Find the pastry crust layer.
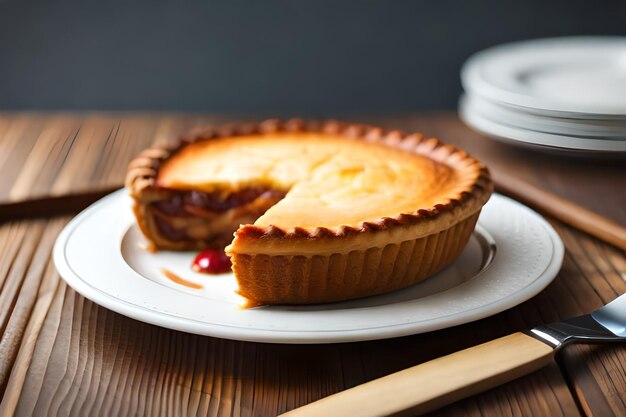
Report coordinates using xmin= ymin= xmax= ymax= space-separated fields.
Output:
xmin=231 ymin=212 xmax=480 ymax=304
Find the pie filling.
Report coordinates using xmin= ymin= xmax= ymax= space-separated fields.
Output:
xmin=149 ymin=186 xmax=286 ymax=246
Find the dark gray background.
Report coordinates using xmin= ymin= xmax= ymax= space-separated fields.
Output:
xmin=1 ymin=1 xmax=625 ymax=115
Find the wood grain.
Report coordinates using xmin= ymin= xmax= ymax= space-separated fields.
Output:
xmin=0 ymin=113 xmax=623 ymax=417
xmin=0 ymin=113 xmax=239 ymax=206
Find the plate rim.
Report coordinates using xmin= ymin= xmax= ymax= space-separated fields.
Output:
xmin=461 ymin=36 xmax=626 ymax=116
xmin=460 ymin=95 xmax=626 ymax=153
xmin=464 ymin=94 xmax=626 ymax=138
xmin=54 ymin=190 xmax=564 ymax=344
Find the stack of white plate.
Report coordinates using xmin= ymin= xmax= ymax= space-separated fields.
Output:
xmin=460 ymin=37 xmax=626 ymax=154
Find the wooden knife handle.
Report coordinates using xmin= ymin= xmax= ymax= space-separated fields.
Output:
xmin=281 ymin=332 xmax=555 ymax=417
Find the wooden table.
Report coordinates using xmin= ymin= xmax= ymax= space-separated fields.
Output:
xmin=0 ymin=113 xmax=624 ymax=417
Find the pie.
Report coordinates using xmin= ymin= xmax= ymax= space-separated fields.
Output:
xmin=126 ymin=119 xmax=493 ymax=304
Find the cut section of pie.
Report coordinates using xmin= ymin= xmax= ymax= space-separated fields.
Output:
xmin=126 ymin=119 xmax=493 ymax=304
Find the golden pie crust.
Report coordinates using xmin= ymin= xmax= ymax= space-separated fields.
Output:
xmin=126 ymin=119 xmax=493 ymax=304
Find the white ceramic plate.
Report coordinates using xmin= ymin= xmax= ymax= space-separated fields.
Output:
xmin=462 ymin=37 xmax=626 ymax=117
xmin=54 ymin=190 xmax=563 ymax=344
xmin=460 ymin=95 xmax=626 ymax=154
xmin=464 ymin=94 xmax=626 ymax=139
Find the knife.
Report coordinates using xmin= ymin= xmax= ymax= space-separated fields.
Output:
xmin=281 ymin=292 xmax=626 ymax=417
xmin=0 ymin=188 xmax=118 ymax=221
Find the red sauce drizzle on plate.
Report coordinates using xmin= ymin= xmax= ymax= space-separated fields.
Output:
xmin=192 ymin=249 xmax=232 ymax=274
xmin=161 ymin=268 xmax=204 ymax=289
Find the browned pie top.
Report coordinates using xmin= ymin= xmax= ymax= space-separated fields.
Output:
xmin=158 ymin=132 xmax=468 ymax=229
xmin=126 ymin=120 xmax=492 ymax=255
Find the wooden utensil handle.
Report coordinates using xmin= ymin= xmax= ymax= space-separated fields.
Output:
xmin=281 ymin=332 xmax=555 ymax=417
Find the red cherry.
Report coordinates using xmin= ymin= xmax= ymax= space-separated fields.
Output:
xmin=192 ymin=249 xmax=232 ymax=274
